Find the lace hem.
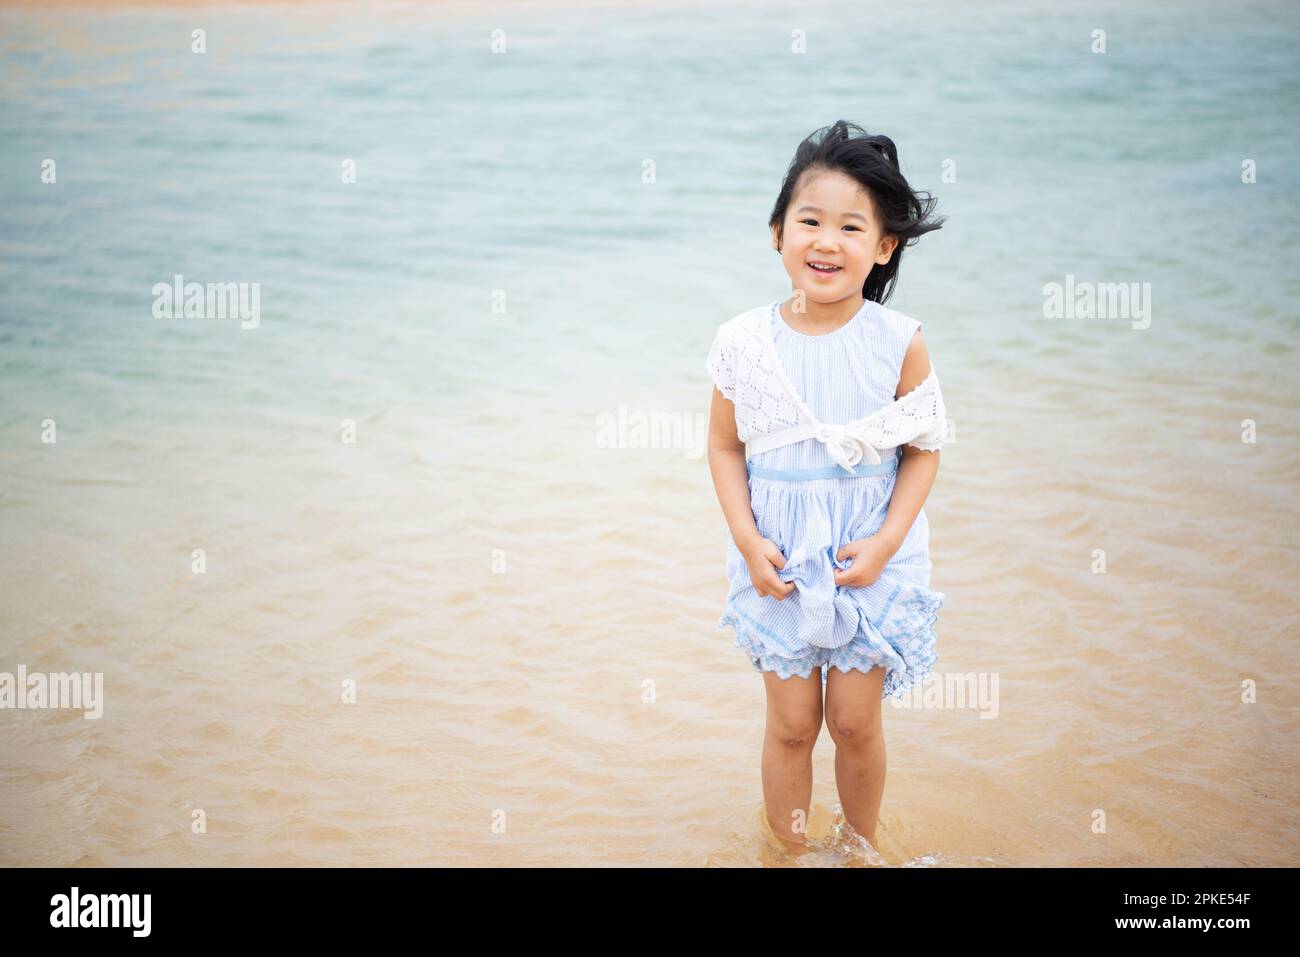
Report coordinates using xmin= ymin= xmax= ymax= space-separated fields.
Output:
xmin=705 ymin=327 xmax=737 ymax=403
xmin=719 ymin=584 xmax=944 ymax=700
xmin=842 ymin=368 xmax=948 ymax=453
xmin=827 ymin=587 xmax=944 ymax=699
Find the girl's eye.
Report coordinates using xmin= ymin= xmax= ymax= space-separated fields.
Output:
xmin=800 ymin=218 xmax=860 ymax=231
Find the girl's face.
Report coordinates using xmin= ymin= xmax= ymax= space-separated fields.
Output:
xmin=771 ymin=168 xmax=898 ymax=305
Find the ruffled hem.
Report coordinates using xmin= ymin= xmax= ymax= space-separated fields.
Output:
xmin=718 ymin=584 xmax=944 ymax=700
xmin=722 ymin=610 xmax=825 ymax=682
xmin=826 ymin=586 xmax=943 ymax=699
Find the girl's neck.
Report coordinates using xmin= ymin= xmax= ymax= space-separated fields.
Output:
xmin=782 ymin=294 xmax=867 ymax=334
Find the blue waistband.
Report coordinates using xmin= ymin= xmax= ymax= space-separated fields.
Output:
xmin=747 ymin=454 xmax=899 ymax=481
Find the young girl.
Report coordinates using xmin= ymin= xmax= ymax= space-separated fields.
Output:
xmin=705 ymin=120 xmax=948 ymax=854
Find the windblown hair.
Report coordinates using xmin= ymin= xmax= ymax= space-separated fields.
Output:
xmin=769 ymin=120 xmax=945 ymax=304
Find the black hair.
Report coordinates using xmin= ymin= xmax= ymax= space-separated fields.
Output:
xmin=769 ymin=120 xmax=945 ymax=304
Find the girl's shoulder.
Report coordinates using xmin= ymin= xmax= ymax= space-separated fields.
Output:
xmin=713 ymin=299 xmax=925 ymax=354
xmin=706 ymin=303 xmax=774 ymax=405
xmin=712 ymin=300 xmax=924 ymax=365
xmin=713 ymin=302 xmax=771 ymax=341
xmin=869 ymin=300 xmax=923 ymax=344
xmin=863 ymin=301 xmax=926 ymax=374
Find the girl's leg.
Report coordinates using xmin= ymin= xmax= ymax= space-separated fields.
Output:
xmin=760 ymin=668 xmax=824 ymax=847
xmin=824 ymin=665 xmax=887 ymax=846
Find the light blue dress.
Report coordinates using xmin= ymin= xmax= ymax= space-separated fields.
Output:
xmin=715 ymin=299 xmax=943 ymax=699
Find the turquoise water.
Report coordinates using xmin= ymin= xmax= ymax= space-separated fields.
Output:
xmin=1 ymin=0 xmax=1298 ymax=866
xmin=2 ymin=0 xmax=1296 ymax=430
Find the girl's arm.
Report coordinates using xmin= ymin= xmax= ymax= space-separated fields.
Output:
xmin=876 ymin=330 xmax=941 ymax=554
xmin=706 ymin=385 xmax=762 ymax=548
xmin=707 ymin=385 xmax=795 ymax=599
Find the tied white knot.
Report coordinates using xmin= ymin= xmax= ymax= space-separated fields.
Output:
xmin=812 ymin=422 xmax=882 ymax=473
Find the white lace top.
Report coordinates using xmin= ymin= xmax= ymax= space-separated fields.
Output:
xmin=706 ymin=299 xmax=947 ymax=473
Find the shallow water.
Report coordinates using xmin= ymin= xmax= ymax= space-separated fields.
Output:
xmin=1 ymin=0 xmax=1298 ymax=866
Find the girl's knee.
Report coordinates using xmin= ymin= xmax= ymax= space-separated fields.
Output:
xmin=825 ymin=708 xmax=882 ymax=746
xmin=767 ymin=710 xmax=822 ymax=749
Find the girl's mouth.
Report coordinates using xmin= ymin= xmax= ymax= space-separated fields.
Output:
xmin=807 ymin=262 xmax=841 ymax=276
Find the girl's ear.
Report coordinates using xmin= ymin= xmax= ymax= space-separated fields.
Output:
xmin=770 ymin=223 xmax=782 ymax=252
xmin=876 ymin=233 xmax=899 ymax=264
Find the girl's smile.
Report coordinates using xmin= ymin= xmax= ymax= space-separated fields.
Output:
xmin=771 ymin=167 xmax=898 ymax=317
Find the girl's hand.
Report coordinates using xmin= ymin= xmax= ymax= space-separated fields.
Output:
xmin=833 ymin=534 xmax=897 ymax=589
xmin=739 ymin=536 xmax=796 ymax=600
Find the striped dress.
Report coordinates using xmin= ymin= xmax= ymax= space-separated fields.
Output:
xmin=711 ymin=298 xmax=943 ymax=698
